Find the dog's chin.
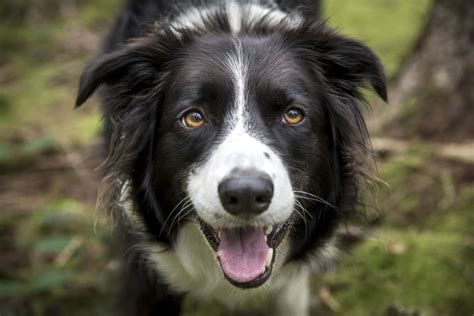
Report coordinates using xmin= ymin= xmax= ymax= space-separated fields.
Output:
xmin=198 ymin=218 xmax=290 ymax=289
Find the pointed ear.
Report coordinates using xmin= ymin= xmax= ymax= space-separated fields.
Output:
xmin=322 ymin=36 xmax=388 ymax=102
xmin=75 ymin=38 xmax=163 ymax=107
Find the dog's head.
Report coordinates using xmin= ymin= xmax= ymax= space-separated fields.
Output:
xmin=76 ymin=9 xmax=386 ymax=289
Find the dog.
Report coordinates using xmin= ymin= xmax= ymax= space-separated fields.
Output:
xmin=76 ymin=0 xmax=387 ymax=315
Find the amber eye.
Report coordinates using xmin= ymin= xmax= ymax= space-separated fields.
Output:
xmin=182 ymin=111 xmax=205 ymax=128
xmin=283 ymin=108 xmax=304 ymax=125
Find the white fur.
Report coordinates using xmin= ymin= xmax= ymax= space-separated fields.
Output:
xmin=169 ymin=1 xmax=302 ymax=35
xmin=226 ymin=40 xmax=247 ymax=129
xmin=270 ymin=265 xmax=311 ymax=316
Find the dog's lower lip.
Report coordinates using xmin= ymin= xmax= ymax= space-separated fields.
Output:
xmin=220 ymin=264 xmax=273 ymax=289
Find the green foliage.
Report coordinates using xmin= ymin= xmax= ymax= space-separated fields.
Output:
xmin=325 ymin=228 xmax=474 ymax=315
xmin=0 ymin=0 xmax=107 ymax=154
xmin=1 ymin=199 xmax=114 ymax=316
xmin=0 ymin=280 xmax=27 ymax=299
xmin=0 ymin=135 xmax=59 ymax=169
xmin=324 ymin=0 xmax=432 ymax=77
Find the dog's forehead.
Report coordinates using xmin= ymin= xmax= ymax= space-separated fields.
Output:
xmin=169 ymin=34 xmax=307 ymax=102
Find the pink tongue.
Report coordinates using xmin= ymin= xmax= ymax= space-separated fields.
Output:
xmin=217 ymin=228 xmax=269 ymax=283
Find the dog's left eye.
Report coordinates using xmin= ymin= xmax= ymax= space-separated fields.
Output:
xmin=181 ymin=111 xmax=205 ymax=128
xmin=283 ymin=108 xmax=305 ymax=125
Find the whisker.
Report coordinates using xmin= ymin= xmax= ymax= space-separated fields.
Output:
xmin=293 ymin=190 xmax=337 ymax=209
xmin=293 ymin=201 xmax=309 ymax=241
xmin=294 ymin=199 xmax=314 ymax=219
xmin=160 ymin=196 xmax=192 ymax=236
xmin=167 ymin=202 xmax=195 ymax=234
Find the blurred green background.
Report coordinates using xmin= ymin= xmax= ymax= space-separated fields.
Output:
xmin=1 ymin=0 xmax=473 ymax=315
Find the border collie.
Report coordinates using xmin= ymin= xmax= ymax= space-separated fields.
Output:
xmin=76 ymin=0 xmax=387 ymax=314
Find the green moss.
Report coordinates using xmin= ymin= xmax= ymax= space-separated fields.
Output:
xmin=0 ymin=59 xmax=99 ymax=150
xmin=324 ymin=0 xmax=432 ymax=77
xmin=0 ymin=62 xmax=68 ymax=124
xmin=5 ymin=199 xmax=115 ymax=315
xmin=0 ymin=0 xmax=110 ymax=155
xmin=325 ymin=229 xmax=474 ymax=315
xmin=428 ymin=186 xmax=474 ymax=235
xmin=380 ymin=145 xmax=431 ymax=178
xmin=327 ymin=145 xmax=474 ymax=316
xmin=0 ymin=134 xmax=60 ymax=169
xmin=375 ymin=145 xmax=434 ymax=222
xmin=67 ymin=110 xmax=101 ymax=145
xmin=372 ymin=143 xmax=474 ymax=232
xmin=0 ymin=24 xmax=58 ymax=61
xmin=77 ymin=0 xmax=119 ymax=28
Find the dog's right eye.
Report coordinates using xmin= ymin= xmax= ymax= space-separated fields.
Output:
xmin=282 ymin=108 xmax=305 ymax=125
xmin=181 ymin=111 xmax=205 ymax=128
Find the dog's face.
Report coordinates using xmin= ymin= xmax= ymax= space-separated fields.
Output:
xmin=76 ymin=19 xmax=386 ymax=289
xmin=155 ymin=35 xmax=327 ymax=287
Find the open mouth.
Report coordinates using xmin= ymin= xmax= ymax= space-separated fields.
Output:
xmin=198 ymin=218 xmax=289 ymax=288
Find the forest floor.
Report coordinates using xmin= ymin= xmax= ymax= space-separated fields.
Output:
xmin=1 ymin=1 xmax=472 ymax=315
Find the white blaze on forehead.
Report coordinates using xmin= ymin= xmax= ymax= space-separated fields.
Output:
xmin=226 ymin=2 xmax=242 ymax=34
xmin=168 ymin=2 xmax=302 ymax=36
xmin=225 ymin=40 xmax=249 ymax=133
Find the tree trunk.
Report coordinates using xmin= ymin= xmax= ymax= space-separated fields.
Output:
xmin=382 ymin=0 xmax=473 ymax=143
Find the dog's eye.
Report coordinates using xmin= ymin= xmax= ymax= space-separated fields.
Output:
xmin=181 ymin=111 xmax=205 ymax=128
xmin=283 ymin=108 xmax=304 ymax=125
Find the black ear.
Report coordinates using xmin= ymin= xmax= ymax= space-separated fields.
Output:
xmin=296 ymin=23 xmax=388 ymax=102
xmin=322 ymin=36 xmax=388 ymax=102
xmin=75 ymin=38 xmax=162 ymax=107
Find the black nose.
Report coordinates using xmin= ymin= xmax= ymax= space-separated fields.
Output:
xmin=218 ymin=170 xmax=274 ymax=217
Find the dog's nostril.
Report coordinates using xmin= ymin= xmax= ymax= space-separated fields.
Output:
xmin=255 ymin=195 xmax=266 ymax=204
xmin=218 ymin=170 xmax=274 ymax=217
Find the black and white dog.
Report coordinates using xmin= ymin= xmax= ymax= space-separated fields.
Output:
xmin=76 ymin=0 xmax=387 ymax=314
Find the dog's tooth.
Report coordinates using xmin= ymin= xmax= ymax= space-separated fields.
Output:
xmin=266 ymin=248 xmax=274 ymax=267
xmin=265 ymin=226 xmax=273 ymax=235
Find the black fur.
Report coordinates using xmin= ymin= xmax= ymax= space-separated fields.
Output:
xmin=76 ymin=1 xmax=386 ymax=314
